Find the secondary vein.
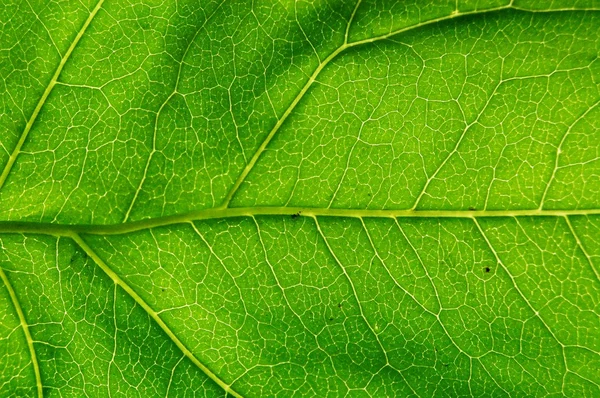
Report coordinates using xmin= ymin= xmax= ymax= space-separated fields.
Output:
xmin=70 ymin=233 xmax=245 ymax=398
xmin=0 ymin=0 xmax=106 ymax=192
xmin=219 ymin=5 xmax=597 ymax=208
xmin=218 ymin=45 xmax=346 ymax=208
xmin=0 ymin=266 xmax=43 ymax=398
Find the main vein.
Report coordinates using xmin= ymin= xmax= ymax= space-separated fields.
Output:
xmin=0 ymin=0 xmax=106 ymax=192
xmin=0 ymin=207 xmax=598 ymax=236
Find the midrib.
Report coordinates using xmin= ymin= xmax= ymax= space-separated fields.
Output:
xmin=0 ymin=207 xmax=597 ymax=236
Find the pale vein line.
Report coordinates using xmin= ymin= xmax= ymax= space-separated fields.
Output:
xmin=1 ymin=207 xmax=600 ymax=236
xmin=0 ymin=0 xmax=106 ymax=192
xmin=345 ymin=0 xmax=363 ymax=45
xmin=509 ymin=217 xmax=598 ymax=391
xmin=165 ymin=355 xmax=185 ymax=398
xmin=312 ymin=220 xmax=391 ymax=366
xmin=472 ymin=217 xmax=571 ymax=388
xmin=250 ymin=217 xmax=333 ymax=365
xmin=393 ymin=218 xmax=519 ymax=394
xmin=539 ymin=98 xmax=600 ymax=209
xmin=219 ymin=5 xmax=516 ymax=208
xmin=345 ymin=4 xmax=513 ymax=49
xmin=313 ymin=216 xmax=421 ymax=396
xmin=362 ymin=218 xmax=477 ymax=362
xmin=294 ymin=2 xmax=320 ymax=63
xmin=122 ymin=1 xmax=226 ymax=222
xmin=473 ymin=218 xmax=565 ymax=345
xmin=360 ymin=218 xmax=437 ymax=317
xmin=24 ymin=0 xmax=61 ymax=58
xmin=411 ymin=73 xmax=505 ymax=210
xmin=69 ymin=233 xmax=244 ymax=398
xmin=220 ymin=0 xmax=367 ymax=209
xmin=563 ymin=216 xmax=600 ymax=283
xmin=190 ymin=219 xmax=268 ymax=388
xmin=0 ymin=266 xmax=43 ymax=398
xmin=220 ymin=4 xmax=594 ymax=208
xmin=345 ymin=5 xmax=600 ymax=49
xmin=475 ymin=357 xmax=510 ymax=396
xmin=108 ymin=280 xmax=117 ymax=398
xmin=392 ymin=219 xmax=442 ymax=313
xmin=328 ymin=71 xmax=391 ymax=208
xmin=218 ymin=45 xmax=347 ymax=208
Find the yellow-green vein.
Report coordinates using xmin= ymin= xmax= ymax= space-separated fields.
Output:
xmin=0 ymin=208 xmax=599 ymax=236
xmin=0 ymin=0 xmax=106 ymax=191
xmin=564 ymin=216 xmax=600 ymax=282
xmin=0 ymin=266 xmax=43 ymax=398
xmin=219 ymin=5 xmax=597 ymax=208
xmin=69 ymin=233 xmax=244 ymax=398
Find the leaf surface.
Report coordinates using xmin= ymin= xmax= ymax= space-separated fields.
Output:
xmin=0 ymin=0 xmax=599 ymax=396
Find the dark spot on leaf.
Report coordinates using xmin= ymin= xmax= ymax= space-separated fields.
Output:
xmin=338 ymin=303 xmax=342 ymax=308
xmin=329 ymin=317 xmax=334 ymax=321
xmin=469 ymin=207 xmax=476 ymax=211
xmin=485 ymin=267 xmax=490 ymax=273
xmin=291 ymin=211 xmax=301 ymax=219
xmin=70 ymin=251 xmax=85 ymax=264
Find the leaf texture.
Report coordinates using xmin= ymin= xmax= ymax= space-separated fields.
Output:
xmin=0 ymin=0 xmax=599 ymax=396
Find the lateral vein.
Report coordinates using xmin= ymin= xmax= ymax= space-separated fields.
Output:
xmin=70 ymin=233 xmax=244 ymax=398
xmin=219 ymin=5 xmax=598 ymax=208
xmin=0 ymin=266 xmax=43 ymax=398
xmin=0 ymin=0 xmax=106 ymax=192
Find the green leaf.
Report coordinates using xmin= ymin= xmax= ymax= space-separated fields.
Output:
xmin=1 ymin=0 xmax=599 ymax=396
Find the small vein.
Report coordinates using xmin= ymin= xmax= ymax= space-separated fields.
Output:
xmin=219 ymin=45 xmax=347 ymax=208
xmin=250 ymin=217 xmax=333 ymax=367
xmin=473 ymin=218 xmax=565 ymax=345
xmin=122 ymin=1 xmax=226 ymax=222
xmin=563 ymin=216 xmax=600 ymax=283
xmin=392 ymin=219 xmax=443 ymax=312
xmin=345 ymin=0 xmax=363 ymax=45
xmin=345 ymin=4 xmax=513 ymax=48
xmin=0 ymin=265 xmax=43 ymax=398
xmin=219 ymin=5 xmax=597 ymax=209
xmin=0 ymin=0 xmax=106 ymax=192
xmin=360 ymin=218 xmax=437 ymax=317
xmin=363 ymin=218 xmax=474 ymax=358
xmin=412 ymin=71 xmax=505 ymax=210
xmin=312 ymin=217 xmax=404 ymax=380
xmin=69 ymin=233 xmax=244 ymax=398
xmin=472 ymin=217 xmax=570 ymax=388
xmin=539 ymin=98 xmax=600 ymax=209
xmin=188 ymin=221 xmax=252 ymax=331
